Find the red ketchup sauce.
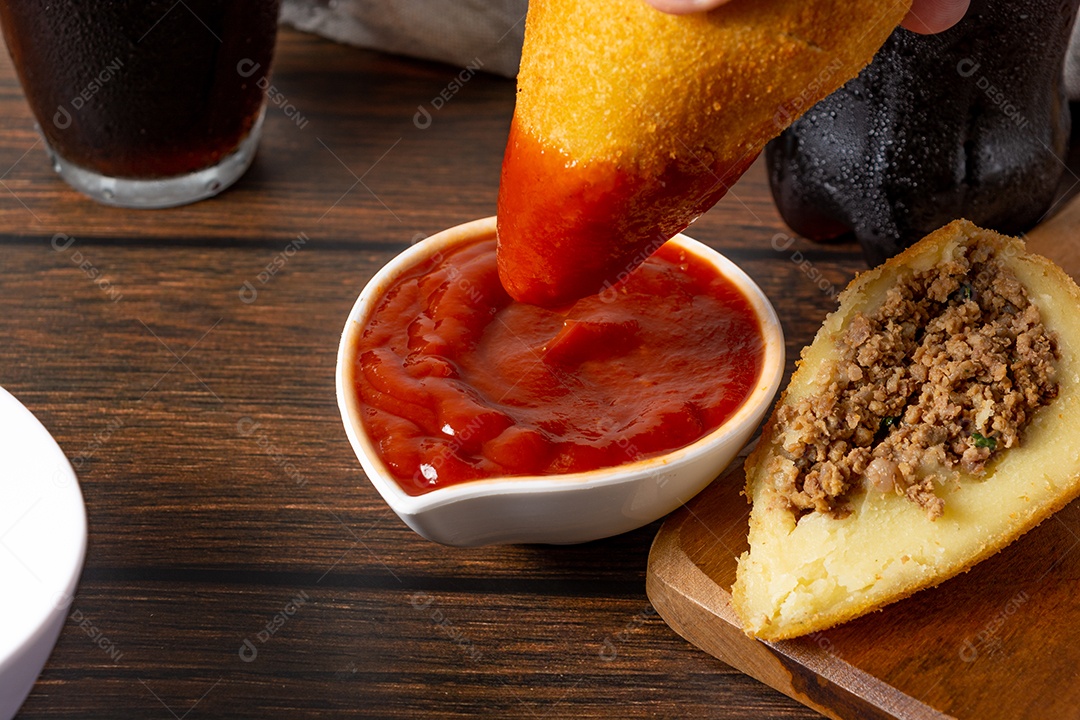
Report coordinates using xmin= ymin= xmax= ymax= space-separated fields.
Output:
xmin=497 ymin=119 xmax=759 ymax=307
xmin=353 ymin=236 xmax=765 ymax=495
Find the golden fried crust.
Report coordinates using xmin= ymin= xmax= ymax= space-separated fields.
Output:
xmin=516 ymin=0 xmax=912 ymax=172
xmin=734 ymin=220 xmax=1080 ymax=640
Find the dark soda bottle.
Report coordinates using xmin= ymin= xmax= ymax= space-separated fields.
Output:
xmin=766 ymin=0 xmax=1080 ymax=266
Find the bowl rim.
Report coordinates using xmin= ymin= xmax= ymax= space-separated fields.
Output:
xmin=0 ymin=385 xmax=87 ymax=690
xmin=335 ymin=216 xmax=784 ymax=515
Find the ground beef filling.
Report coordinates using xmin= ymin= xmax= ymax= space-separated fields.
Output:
xmin=773 ymin=243 xmax=1060 ymax=520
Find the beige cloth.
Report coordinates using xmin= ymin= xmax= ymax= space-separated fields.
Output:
xmin=281 ymin=0 xmax=528 ymax=78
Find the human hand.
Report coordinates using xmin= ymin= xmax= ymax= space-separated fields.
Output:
xmin=644 ymin=0 xmax=970 ymax=34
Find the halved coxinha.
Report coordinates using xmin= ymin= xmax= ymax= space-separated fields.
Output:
xmin=734 ymin=220 xmax=1080 ymax=640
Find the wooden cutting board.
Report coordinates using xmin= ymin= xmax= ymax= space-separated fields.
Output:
xmin=646 ymin=197 xmax=1080 ymax=720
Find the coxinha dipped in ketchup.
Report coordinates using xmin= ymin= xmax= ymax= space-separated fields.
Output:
xmin=496 ymin=0 xmax=912 ymax=308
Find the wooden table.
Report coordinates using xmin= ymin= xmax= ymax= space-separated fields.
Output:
xmin=2 ymin=26 xmax=1074 ymax=720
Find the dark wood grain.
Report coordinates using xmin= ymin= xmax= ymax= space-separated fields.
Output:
xmin=1 ymin=22 xmax=1059 ymax=720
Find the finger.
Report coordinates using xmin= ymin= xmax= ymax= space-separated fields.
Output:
xmin=901 ymin=0 xmax=970 ymax=34
xmin=643 ymin=0 xmax=730 ymax=15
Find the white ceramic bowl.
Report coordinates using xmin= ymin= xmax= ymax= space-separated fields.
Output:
xmin=336 ymin=217 xmax=784 ymax=546
xmin=0 ymin=387 xmax=87 ymax=719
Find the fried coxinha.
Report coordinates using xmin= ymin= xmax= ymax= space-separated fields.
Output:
xmin=496 ymin=0 xmax=911 ymax=307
